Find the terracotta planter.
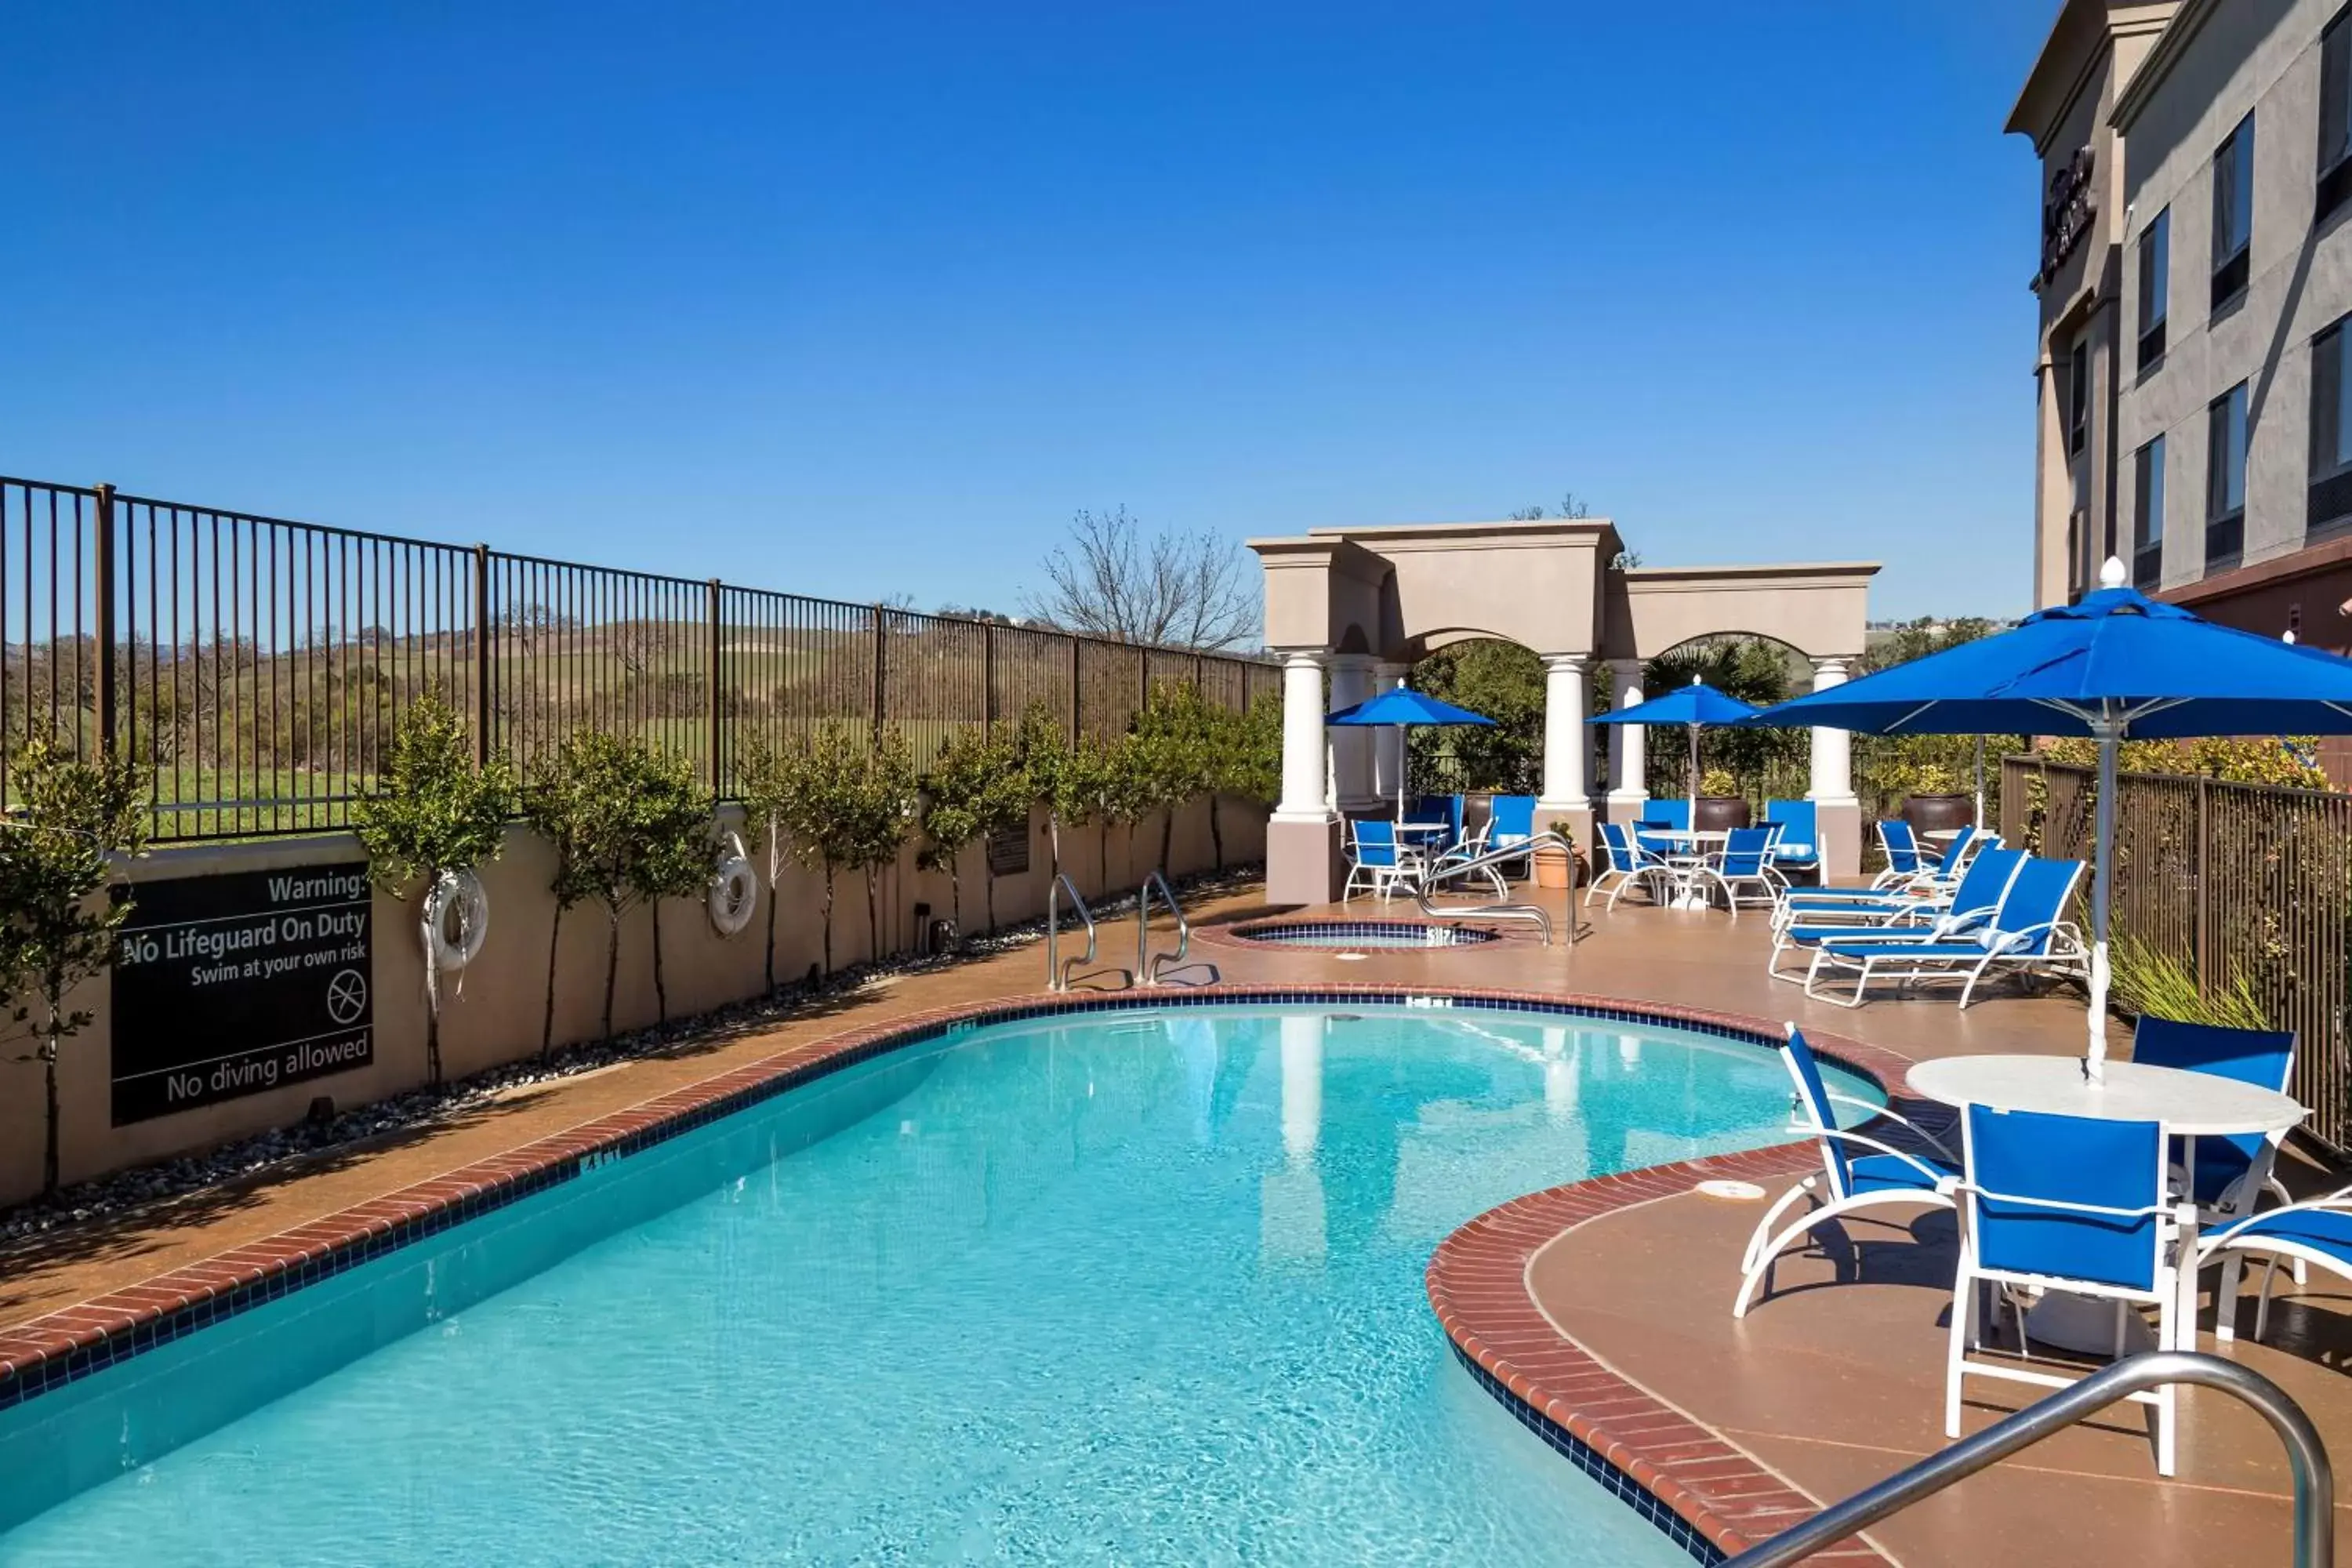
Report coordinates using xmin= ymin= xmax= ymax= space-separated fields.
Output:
xmin=1532 ymin=841 xmax=1573 ymax=890
xmin=1902 ymin=793 xmax=1973 ymax=834
xmin=1693 ymin=796 xmax=1751 ymax=832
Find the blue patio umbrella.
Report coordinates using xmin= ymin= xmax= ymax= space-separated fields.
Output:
xmin=1327 ymin=680 xmax=1494 ymax=820
xmin=1588 ymin=678 xmax=1765 ymax=834
xmin=1740 ymin=559 xmax=2352 ymax=1075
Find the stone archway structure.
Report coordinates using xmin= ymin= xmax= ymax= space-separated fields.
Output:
xmin=1250 ymin=520 xmax=1877 ymax=905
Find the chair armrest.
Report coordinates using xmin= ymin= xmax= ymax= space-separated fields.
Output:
xmin=1816 ymin=1127 xmax=1952 ymax=1186
xmin=1828 ymin=1091 xmax=1958 ymax=1160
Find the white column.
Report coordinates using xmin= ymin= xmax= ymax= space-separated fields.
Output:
xmin=1807 ymin=657 xmax=1857 ymax=804
xmin=1280 ymin=1012 xmax=1324 ymax=1162
xmin=1538 ymin=653 xmax=1591 ymax=811
xmin=1327 ymin=655 xmax=1378 ymax=810
xmin=1275 ymin=651 xmax=1333 ymax=822
xmin=1371 ymin=661 xmax=1410 ymax=808
xmin=1605 ymin=659 xmax=1648 ymax=811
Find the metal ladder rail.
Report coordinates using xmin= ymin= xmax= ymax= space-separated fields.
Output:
xmin=1722 ymin=1351 xmax=2332 ymax=1568
xmin=1135 ymin=870 xmax=1192 ymax=985
xmin=1045 ymin=874 xmax=1098 ymax=992
xmin=1408 ymin=828 xmax=1573 ymax=946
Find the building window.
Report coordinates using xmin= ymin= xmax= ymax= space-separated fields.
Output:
xmin=2312 ymin=317 xmax=2352 ymax=536
xmin=2137 ymin=209 xmax=2169 ymax=369
xmin=2206 ymin=382 xmax=2248 ymax=568
xmin=2067 ymin=338 xmax=2089 ymax=456
xmin=2133 ymin=436 xmax=2165 ymax=589
xmin=2323 ymin=6 xmax=2352 ymax=220
xmin=2212 ymin=112 xmax=2255 ymax=311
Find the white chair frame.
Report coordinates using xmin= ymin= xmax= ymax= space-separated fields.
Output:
xmin=1802 ymin=917 xmax=2087 ymax=1010
xmin=1947 ymin=1132 xmax=2194 ymax=1477
xmin=1341 ymin=822 xmax=1422 ymax=905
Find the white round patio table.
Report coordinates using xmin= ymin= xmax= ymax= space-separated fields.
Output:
xmin=1638 ymin=827 xmax=1726 ymax=909
xmin=1906 ymin=1053 xmax=2306 ymax=1353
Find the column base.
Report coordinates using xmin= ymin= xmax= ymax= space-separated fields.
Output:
xmin=1267 ymin=816 xmax=1344 ymax=906
xmin=1809 ymin=797 xmax=1863 ymax=883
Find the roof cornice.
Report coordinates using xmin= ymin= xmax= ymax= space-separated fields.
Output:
xmin=2111 ymin=0 xmax=2223 ymax=132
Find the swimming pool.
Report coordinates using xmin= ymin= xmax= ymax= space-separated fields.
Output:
xmin=0 ymin=999 xmax=1875 ymax=1565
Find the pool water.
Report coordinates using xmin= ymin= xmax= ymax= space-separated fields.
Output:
xmin=0 ymin=1004 xmax=1873 ymax=1566
xmin=1235 ymin=920 xmax=1498 ymax=949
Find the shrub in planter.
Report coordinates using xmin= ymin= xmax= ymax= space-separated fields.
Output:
xmin=353 ymin=691 xmax=514 ymax=1084
xmin=0 ymin=738 xmax=147 ymax=1195
xmin=1693 ymin=766 xmax=1751 ymax=831
xmin=1900 ymin=762 xmax=1972 ymax=834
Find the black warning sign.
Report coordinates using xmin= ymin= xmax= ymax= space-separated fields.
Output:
xmin=110 ymin=862 xmax=374 ymax=1125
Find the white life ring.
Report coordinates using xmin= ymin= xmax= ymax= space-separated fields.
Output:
xmin=423 ymin=869 xmax=489 ymax=973
xmin=709 ymin=833 xmax=757 ymax=938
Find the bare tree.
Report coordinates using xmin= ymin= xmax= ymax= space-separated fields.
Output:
xmin=1023 ymin=506 xmax=1258 ymax=651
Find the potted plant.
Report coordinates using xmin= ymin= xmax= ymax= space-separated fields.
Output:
xmin=1694 ymin=768 xmax=1751 ymax=831
xmin=1900 ymin=761 xmax=1973 ymax=834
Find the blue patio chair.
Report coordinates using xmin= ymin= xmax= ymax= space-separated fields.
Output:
xmin=1341 ymin=818 xmax=1420 ymax=904
xmin=1803 ymin=855 xmax=2085 ymax=1009
xmin=1950 ymin=1105 xmax=2191 ymax=1475
xmin=1762 ymin=800 xmax=1819 ymax=877
xmin=2131 ymin=1016 xmax=2299 ymax=1341
xmin=2198 ymin=1183 xmax=2352 ymax=1345
xmin=1693 ymin=826 xmax=1784 ymax=917
xmin=1486 ymin=793 xmax=1537 ymax=862
xmin=1733 ymin=1024 xmax=1958 ymax=1318
xmin=1766 ymin=847 xmax=2027 ymax=985
xmin=1870 ymin=819 xmax=1925 ymax=888
xmin=1587 ymin=822 xmax=1672 ymax=910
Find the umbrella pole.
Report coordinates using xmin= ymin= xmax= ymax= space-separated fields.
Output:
xmin=2086 ymin=718 xmax=2120 ymax=1082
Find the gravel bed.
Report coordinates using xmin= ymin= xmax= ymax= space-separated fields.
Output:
xmin=0 ymin=864 xmax=1263 ymax=1249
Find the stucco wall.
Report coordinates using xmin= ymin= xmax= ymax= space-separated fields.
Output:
xmin=0 ymin=796 xmax=1266 ymax=1207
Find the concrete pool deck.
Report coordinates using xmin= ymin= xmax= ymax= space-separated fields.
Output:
xmin=2 ymin=880 xmax=2347 ymax=1563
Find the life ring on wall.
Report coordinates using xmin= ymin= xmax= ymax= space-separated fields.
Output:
xmin=423 ymin=869 xmax=489 ymax=974
xmin=709 ymin=833 xmax=757 ymax=938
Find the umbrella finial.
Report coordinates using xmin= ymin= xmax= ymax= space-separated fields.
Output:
xmin=2099 ymin=555 xmax=2127 ymax=590
xmin=2285 ymin=630 xmax=2299 ymax=645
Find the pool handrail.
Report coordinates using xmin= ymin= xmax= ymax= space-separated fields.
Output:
xmin=1410 ymin=827 xmax=1571 ymax=946
xmin=1720 ymin=1350 xmax=2331 ymax=1568
xmin=1047 ymin=873 xmax=1098 ymax=991
xmin=1137 ymin=869 xmax=1191 ymax=985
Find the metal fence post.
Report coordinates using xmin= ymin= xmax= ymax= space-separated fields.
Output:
xmin=706 ymin=578 xmax=724 ymax=797
xmin=471 ymin=544 xmax=492 ymax=769
xmin=1068 ymin=634 xmax=1082 ymax=739
xmin=92 ymin=484 xmax=117 ymax=758
xmin=2195 ymin=771 xmax=2212 ymax=988
xmin=983 ymin=621 xmax=997 ymax=725
xmin=872 ymin=603 xmax=887 ymax=747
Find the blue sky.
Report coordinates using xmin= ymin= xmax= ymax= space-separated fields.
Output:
xmin=2 ymin=2 xmax=2056 ymax=626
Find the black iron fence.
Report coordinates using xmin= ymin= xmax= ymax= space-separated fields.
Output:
xmin=2 ymin=474 xmax=1279 ymax=840
xmin=2002 ymin=753 xmax=2352 ymax=1149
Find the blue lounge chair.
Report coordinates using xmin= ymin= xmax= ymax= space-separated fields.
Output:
xmin=1803 ymin=855 xmax=2085 ymax=1008
xmin=1871 ymin=819 xmax=1925 ymax=888
xmin=1733 ymin=1025 xmax=1958 ymax=1318
xmin=1766 ymin=847 xmax=2027 ymax=986
xmin=1762 ymin=800 xmax=1818 ymax=878
xmin=1949 ymin=1105 xmax=2191 ymax=1475
xmin=1341 ymin=818 xmax=1419 ymax=903
xmin=1693 ymin=826 xmax=1784 ymax=917
xmin=2131 ymin=1016 xmax=2298 ymax=1341
xmin=1486 ymin=793 xmax=1536 ymax=861
xmin=2199 ymin=1185 xmax=2352 ymax=1345
xmin=1587 ymin=822 xmax=1673 ymax=909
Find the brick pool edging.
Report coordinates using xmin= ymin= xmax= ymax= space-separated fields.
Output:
xmin=0 ymin=980 xmax=1913 ymax=1566
xmin=1192 ymin=914 xmax=1525 ymax=952
xmin=1425 ymin=1005 xmax=1926 ymax=1566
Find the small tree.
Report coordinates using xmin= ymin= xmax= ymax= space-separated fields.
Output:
xmin=1013 ymin=704 xmax=1080 ymax=890
xmin=768 ymin=723 xmax=866 ymax=975
xmin=973 ymin=720 xmax=1032 ymax=933
xmin=627 ymin=751 xmax=713 ymax=1025
xmin=0 ymin=739 xmax=147 ymax=1196
xmin=351 ymin=691 xmax=515 ymax=1085
xmin=918 ymin=725 xmax=1004 ymax=942
xmin=521 ymin=745 xmax=595 ymax=1055
xmin=1022 ymin=506 xmax=1258 ymax=651
xmin=849 ymin=727 xmax=920 ymax=960
xmin=538 ymin=731 xmax=702 ymax=1040
xmin=1207 ymin=696 xmax=1281 ymax=869
xmin=736 ymin=735 xmax=800 ymax=991
xmin=1131 ymin=682 xmax=1215 ymax=873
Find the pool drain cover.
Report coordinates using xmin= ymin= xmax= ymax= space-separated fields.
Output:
xmin=1694 ymin=1179 xmax=1767 ymax=1201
